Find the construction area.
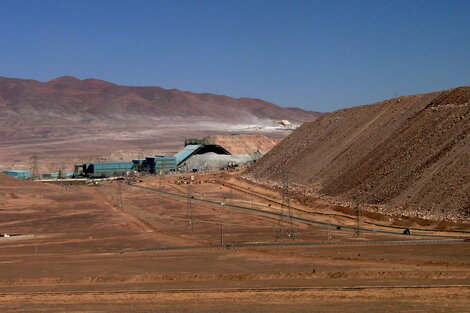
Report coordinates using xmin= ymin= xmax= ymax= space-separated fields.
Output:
xmin=0 ymin=169 xmax=469 ymax=312
xmin=2 ymin=134 xmax=275 ymax=181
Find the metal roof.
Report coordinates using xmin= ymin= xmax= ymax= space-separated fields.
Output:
xmin=175 ymin=144 xmax=202 ymax=164
xmin=2 ymin=170 xmax=29 ymax=173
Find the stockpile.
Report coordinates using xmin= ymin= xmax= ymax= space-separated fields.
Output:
xmin=203 ymin=135 xmax=279 ymax=154
xmin=182 ymin=152 xmax=262 ymax=171
xmin=245 ymin=86 xmax=470 ymax=222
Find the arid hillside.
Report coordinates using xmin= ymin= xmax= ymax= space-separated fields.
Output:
xmin=246 ymin=86 xmax=470 ymax=222
xmin=0 ymin=76 xmax=321 ymax=125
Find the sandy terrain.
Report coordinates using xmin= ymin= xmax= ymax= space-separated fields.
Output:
xmin=0 ymin=172 xmax=469 ymax=312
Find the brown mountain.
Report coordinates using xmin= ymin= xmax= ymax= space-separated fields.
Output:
xmin=0 ymin=75 xmax=321 ymax=172
xmin=0 ymin=76 xmax=321 ymax=124
xmin=245 ymin=86 xmax=470 ymax=222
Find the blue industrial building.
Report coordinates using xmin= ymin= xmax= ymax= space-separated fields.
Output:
xmin=132 ymin=156 xmax=177 ymax=173
xmin=41 ymin=172 xmax=74 ymax=179
xmin=71 ymin=143 xmax=232 ymax=178
xmin=42 ymin=172 xmax=59 ymax=178
xmin=2 ymin=170 xmax=30 ymax=179
xmin=146 ymin=156 xmax=177 ymax=173
xmin=75 ymin=162 xmax=135 ymax=178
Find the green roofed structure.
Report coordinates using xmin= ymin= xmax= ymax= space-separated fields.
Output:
xmin=2 ymin=170 xmax=30 ymax=179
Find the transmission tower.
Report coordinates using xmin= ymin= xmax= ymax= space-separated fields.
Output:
xmin=229 ymin=187 xmax=233 ymax=233
xmin=116 ymin=181 xmax=123 ymax=210
xmin=186 ymin=182 xmax=194 ymax=232
xmin=276 ymin=172 xmax=296 ymax=240
xmin=220 ymin=221 xmax=224 ymax=246
xmin=31 ymin=153 xmax=40 ymax=181
xmin=355 ymin=205 xmax=361 ymax=237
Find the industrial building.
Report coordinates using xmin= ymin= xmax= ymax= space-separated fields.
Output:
xmin=42 ymin=172 xmax=74 ymax=179
xmin=2 ymin=170 xmax=30 ymax=179
xmin=70 ymin=134 xmax=277 ymax=178
xmin=75 ymin=157 xmax=177 ymax=178
xmin=276 ymin=120 xmax=292 ymax=127
xmin=75 ymin=162 xmax=135 ymax=178
xmin=133 ymin=156 xmax=177 ymax=173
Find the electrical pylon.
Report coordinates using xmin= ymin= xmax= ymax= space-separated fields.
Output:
xmin=355 ymin=205 xmax=361 ymax=237
xmin=116 ymin=181 xmax=123 ymax=210
xmin=186 ymin=182 xmax=194 ymax=232
xmin=276 ymin=172 xmax=296 ymax=241
xmin=31 ymin=153 xmax=40 ymax=181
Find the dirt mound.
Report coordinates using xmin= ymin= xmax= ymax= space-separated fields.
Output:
xmin=246 ymin=86 xmax=470 ymax=222
xmin=204 ymin=134 xmax=279 ymax=154
xmin=0 ymin=174 xmax=36 ymax=187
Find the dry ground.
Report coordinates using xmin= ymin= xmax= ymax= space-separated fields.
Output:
xmin=0 ymin=173 xmax=469 ymax=312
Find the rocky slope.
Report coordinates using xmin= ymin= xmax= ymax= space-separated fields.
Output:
xmin=245 ymin=86 xmax=470 ymax=222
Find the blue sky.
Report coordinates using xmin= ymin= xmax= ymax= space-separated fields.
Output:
xmin=0 ymin=0 xmax=469 ymax=112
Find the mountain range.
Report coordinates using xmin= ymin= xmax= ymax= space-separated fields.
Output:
xmin=0 ymin=76 xmax=321 ymax=125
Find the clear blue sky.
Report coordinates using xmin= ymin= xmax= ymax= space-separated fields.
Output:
xmin=0 ymin=0 xmax=469 ymax=112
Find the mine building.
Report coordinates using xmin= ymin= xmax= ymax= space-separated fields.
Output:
xmin=2 ymin=170 xmax=30 ymax=179
xmin=71 ymin=134 xmax=277 ymax=177
xmin=42 ymin=172 xmax=74 ymax=179
xmin=75 ymin=162 xmax=135 ymax=178
xmin=133 ymin=156 xmax=177 ymax=173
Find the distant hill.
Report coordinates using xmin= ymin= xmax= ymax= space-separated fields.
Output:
xmin=246 ymin=86 xmax=470 ymax=222
xmin=0 ymin=76 xmax=321 ymax=125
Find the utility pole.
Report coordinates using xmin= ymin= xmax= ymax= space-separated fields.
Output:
xmin=328 ymin=215 xmax=331 ymax=241
xmin=161 ymin=173 xmax=165 ymax=215
xmin=187 ymin=182 xmax=194 ymax=233
xmin=229 ymin=187 xmax=233 ymax=233
xmin=324 ymin=206 xmax=330 ymax=241
xmin=158 ymin=172 xmax=162 ymax=204
xmin=220 ymin=221 xmax=224 ymax=246
xmin=116 ymin=181 xmax=123 ymax=210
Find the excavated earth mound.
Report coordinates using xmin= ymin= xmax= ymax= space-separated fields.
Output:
xmin=245 ymin=86 xmax=470 ymax=222
xmin=204 ymin=134 xmax=279 ymax=154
